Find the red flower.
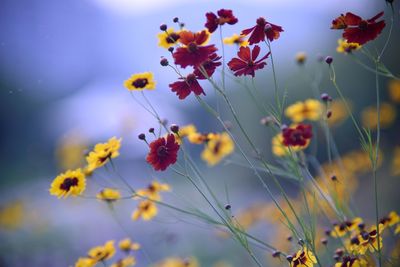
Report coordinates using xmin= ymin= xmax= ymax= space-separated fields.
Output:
xmin=205 ymin=9 xmax=238 ymax=33
xmin=331 ymin=12 xmax=385 ymax=45
xmin=169 ymin=73 xmax=205 ymax=100
xmin=173 ymin=30 xmax=217 ymax=68
xmin=282 ymin=124 xmax=313 ymax=147
xmin=227 ymin=45 xmax=270 ymax=77
xmin=146 ymin=134 xmax=180 ymax=171
xmin=241 ymin=17 xmax=283 ymax=45
xmin=194 ymin=53 xmax=222 ymax=79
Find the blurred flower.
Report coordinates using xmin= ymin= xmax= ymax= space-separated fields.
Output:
xmin=388 ymin=79 xmax=400 ymax=103
xmin=49 ymin=168 xmax=86 ymax=198
xmin=75 ymin=257 xmax=95 ymax=267
xmin=153 ymin=257 xmax=198 ymax=267
xmin=361 ymin=102 xmax=396 ymax=129
xmin=193 ymin=53 xmax=221 ymax=79
xmin=334 ymin=256 xmax=368 ymax=267
xmin=158 ymin=28 xmax=180 ymax=49
xmin=295 ymin=52 xmax=307 ymax=64
xmin=169 ymin=73 xmax=205 ymax=99
xmin=132 ymin=200 xmax=158 ymax=221
xmin=289 ymin=248 xmax=317 ymax=267
xmin=349 ymin=224 xmax=384 ymax=255
xmin=172 ymin=124 xmax=197 ymax=144
xmin=336 ymin=38 xmax=361 ymax=54
xmin=86 ymin=137 xmax=122 ymax=173
xmin=223 ymin=34 xmax=249 ymax=47
xmin=187 ymin=132 xmax=209 ymax=144
xmin=331 ymin=12 xmax=385 ymax=45
xmin=110 ymin=256 xmax=136 ymax=267
xmin=284 ymin=99 xmax=322 ymax=122
xmin=205 ymin=9 xmax=238 ymax=33
xmin=227 ymin=45 xmax=270 ymax=77
xmin=391 ymin=147 xmax=400 ymax=176
xmin=282 ymin=124 xmax=313 ymax=147
xmin=146 ymin=134 xmax=180 ymax=171
xmin=136 ymin=181 xmax=171 ymax=201
xmin=327 ymin=99 xmax=351 ymax=126
xmin=241 ymin=17 xmax=283 ymax=45
xmin=0 ymin=201 xmax=24 ymax=230
xmin=96 ymin=188 xmax=121 ymax=202
xmin=201 ymin=132 xmax=234 ymax=166
xmin=56 ymin=131 xmax=87 ymax=171
xmin=124 ymin=72 xmax=156 ymax=91
xmin=330 ymin=217 xmax=363 ymax=238
xmin=119 ymin=238 xmax=141 ymax=252
xmin=379 ymin=211 xmax=400 ymax=227
xmin=88 ymin=240 xmax=116 ymax=262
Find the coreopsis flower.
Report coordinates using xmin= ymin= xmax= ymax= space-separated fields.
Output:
xmin=328 ymin=99 xmax=351 ymax=126
xmin=284 ymin=99 xmax=323 ymax=122
xmin=223 ymin=33 xmax=249 ymax=47
xmin=146 ymin=134 xmax=180 ymax=171
xmin=88 ymin=240 xmax=116 ymax=262
xmin=331 ymin=12 xmax=385 ymax=45
xmin=124 ymin=72 xmax=156 ymax=91
xmin=351 ymin=224 xmax=384 ymax=255
xmin=272 ymin=133 xmax=309 ymax=157
xmin=56 ymin=131 xmax=87 ymax=171
xmin=187 ymin=132 xmax=209 ymax=144
xmin=336 ymin=38 xmax=361 ymax=54
xmin=173 ymin=30 xmax=217 ymax=68
xmin=295 ymin=52 xmax=307 ymax=65
xmin=241 ymin=17 xmax=283 ymax=45
xmin=50 ymin=169 xmax=86 ymax=198
xmin=205 ymin=9 xmax=238 ymax=33
xmin=193 ymin=53 xmax=222 ymax=79
xmin=227 ymin=45 xmax=270 ymax=77
xmin=388 ymin=79 xmax=400 ymax=103
xmin=110 ymin=256 xmax=136 ymax=267
xmin=391 ymin=147 xmax=400 ymax=176
xmin=289 ymin=248 xmax=317 ymax=267
xmin=172 ymin=124 xmax=197 ymax=144
xmin=0 ymin=201 xmax=24 ymax=230
xmin=169 ymin=73 xmax=205 ymax=99
xmin=154 ymin=257 xmax=199 ymax=267
xmin=157 ymin=28 xmax=180 ymax=49
xmin=334 ymin=256 xmax=368 ymax=267
xmin=282 ymin=124 xmax=313 ymax=147
xmin=86 ymin=137 xmax=122 ymax=173
xmin=361 ymin=102 xmax=396 ymax=129
xmin=132 ymin=200 xmax=158 ymax=221
xmin=330 ymin=217 xmax=363 ymax=238
xmin=75 ymin=257 xmax=95 ymax=267
xmin=201 ymin=132 xmax=234 ymax=166
xmin=119 ymin=238 xmax=140 ymax=252
xmin=380 ymin=211 xmax=400 ymax=227
xmin=136 ymin=181 xmax=171 ymax=201
xmin=96 ymin=188 xmax=121 ymax=202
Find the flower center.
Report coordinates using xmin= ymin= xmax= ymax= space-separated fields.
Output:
xmin=256 ymin=17 xmax=266 ymax=26
xmin=187 ymin=42 xmax=198 ymax=53
xmin=60 ymin=177 xmax=79 ymax=191
xmin=166 ymin=33 xmax=180 ymax=44
xmin=157 ymin=145 xmax=168 ymax=157
xmin=132 ymin=78 xmax=148 ymax=88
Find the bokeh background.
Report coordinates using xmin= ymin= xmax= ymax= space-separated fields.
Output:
xmin=1 ymin=0 xmax=399 ymax=266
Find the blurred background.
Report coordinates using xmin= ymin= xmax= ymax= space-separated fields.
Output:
xmin=1 ymin=0 xmax=399 ymax=266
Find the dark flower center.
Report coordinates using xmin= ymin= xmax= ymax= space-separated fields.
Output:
xmin=358 ymin=20 xmax=368 ymax=30
xmin=60 ymin=177 xmax=78 ymax=191
xmin=256 ymin=17 xmax=266 ymax=26
xmin=132 ymin=78 xmax=148 ymax=88
xmin=187 ymin=42 xmax=198 ymax=52
xmin=166 ymin=33 xmax=180 ymax=44
xmin=186 ymin=74 xmax=196 ymax=84
xmin=157 ymin=145 xmax=168 ymax=157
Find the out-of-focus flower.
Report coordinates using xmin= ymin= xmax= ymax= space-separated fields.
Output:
xmin=334 ymin=256 xmax=368 ymax=267
xmin=146 ymin=134 xmax=180 ymax=171
xmin=284 ymin=99 xmax=323 ymax=122
xmin=173 ymin=30 xmax=217 ymax=68
xmin=201 ymin=132 xmax=234 ymax=166
xmin=331 ymin=12 xmax=385 ymax=45
xmin=172 ymin=124 xmax=197 ymax=144
xmin=119 ymin=238 xmax=141 ymax=252
xmin=295 ymin=52 xmax=307 ymax=64
xmin=193 ymin=53 xmax=221 ymax=79
xmin=329 ymin=217 xmax=363 ymax=238
xmin=223 ymin=34 xmax=248 ymax=47
xmin=110 ymin=256 xmax=136 ymax=267
xmin=388 ymin=79 xmax=400 ymax=103
xmin=169 ymin=73 xmax=205 ymax=100
xmin=282 ymin=124 xmax=313 ymax=147
xmin=336 ymin=38 xmax=361 ymax=54
xmin=0 ymin=201 xmax=24 ymax=230
xmin=136 ymin=181 xmax=170 ymax=201
xmin=153 ymin=257 xmax=198 ymax=267
xmin=187 ymin=132 xmax=209 ymax=144
xmin=289 ymin=248 xmax=317 ymax=267
xmin=349 ymin=224 xmax=384 ymax=255
xmin=96 ymin=188 xmax=121 ymax=202
xmin=158 ymin=28 xmax=180 ymax=49
xmin=361 ymin=102 xmax=396 ymax=129
xmin=124 ymin=72 xmax=156 ymax=91
xmin=241 ymin=17 xmax=283 ymax=44
xmin=75 ymin=257 xmax=95 ymax=267
xmin=50 ymin=169 xmax=86 ymax=198
xmin=380 ymin=211 xmax=400 ymax=227
xmin=327 ymin=99 xmax=351 ymax=126
xmin=88 ymin=240 xmax=116 ymax=262
xmin=205 ymin=9 xmax=238 ymax=33
xmin=86 ymin=137 xmax=122 ymax=173
xmin=56 ymin=131 xmax=87 ymax=171
xmin=227 ymin=45 xmax=270 ymax=77
xmin=132 ymin=200 xmax=158 ymax=221
xmin=391 ymin=147 xmax=400 ymax=176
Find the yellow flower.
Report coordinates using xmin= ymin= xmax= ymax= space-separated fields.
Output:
xmin=167 ymin=124 xmax=197 ymax=144
xmin=330 ymin=217 xmax=363 ymax=238
xmin=153 ymin=257 xmax=198 ymax=267
xmin=395 ymin=224 xmax=400 ymax=235
xmin=352 ymin=224 xmax=384 ymax=255
xmin=124 ymin=72 xmax=156 ymax=91
xmin=0 ymin=201 xmax=24 ymax=230
xmin=86 ymin=137 xmax=122 ymax=173
xmin=49 ymin=169 xmax=86 ymax=198
xmin=328 ymin=99 xmax=351 ymax=126
xmin=136 ymin=181 xmax=170 ymax=201
xmin=361 ymin=102 xmax=396 ymax=129
xmin=56 ymin=131 xmax=87 ymax=171
xmin=295 ymin=52 xmax=307 ymax=64
xmin=380 ymin=211 xmax=400 ymax=227
xmin=336 ymin=38 xmax=361 ymax=54
xmin=110 ymin=256 xmax=136 ymax=267
xmin=201 ymin=132 xmax=234 ymax=166
xmin=391 ymin=147 xmax=400 ymax=176
xmin=223 ymin=33 xmax=248 ymax=47
xmin=88 ymin=240 xmax=116 ymax=262
xmin=157 ymin=28 xmax=180 ymax=49
xmin=285 ymin=99 xmax=323 ymax=122
xmin=187 ymin=132 xmax=208 ymax=144
xmin=97 ymin=188 xmax=121 ymax=202
xmin=334 ymin=256 xmax=368 ymax=267
xmin=75 ymin=257 xmax=96 ymax=267
xmin=119 ymin=238 xmax=140 ymax=252
xmin=388 ymin=79 xmax=400 ymax=103
xmin=271 ymin=133 xmax=309 ymax=157
xmin=132 ymin=200 xmax=157 ymax=221
xmin=290 ymin=248 xmax=317 ymax=267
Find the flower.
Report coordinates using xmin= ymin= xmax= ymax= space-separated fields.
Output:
xmin=96 ymin=188 xmax=121 ymax=202
xmin=205 ymin=9 xmax=238 ymax=33
xmin=330 ymin=217 xmax=363 ymax=238
xmin=289 ymin=248 xmax=317 ymax=267
xmin=88 ymin=240 xmax=116 ymax=262
xmin=334 ymin=256 xmax=368 ymax=267
xmin=193 ymin=53 xmax=222 ymax=79
xmin=201 ymin=132 xmax=234 ymax=166
xmin=173 ymin=30 xmax=217 ymax=68
xmin=227 ymin=45 xmax=270 ymax=77
xmin=331 ymin=12 xmax=385 ymax=45
xmin=241 ymin=17 xmax=283 ymax=45
xmin=391 ymin=147 xmax=400 ymax=176
xmin=282 ymin=124 xmax=313 ymax=147
xmin=124 ymin=72 xmax=156 ymax=91
xmin=154 ymin=257 xmax=199 ymax=267
xmin=223 ymin=34 xmax=249 ymax=47
xmin=336 ymin=38 xmax=361 ymax=54
xmin=136 ymin=181 xmax=170 ymax=201
xmin=172 ymin=124 xmax=197 ymax=144
xmin=75 ymin=257 xmax=95 ymax=267
xmin=169 ymin=73 xmax=205 ymax=99
xmin=328 ymin=99 xmax=351 ymax=126
xmin=388 ymin=79 xmax=400 ymax=103
xmin=146 ymin=134 xmax=180 ymax=171
xmin=361 ymin=102 xmax=396 ymax=129
xmin=56 ymin=131 xmax=87 ymax=171
xmin=86 ymin=137 xmax=122 ymax=173
xmin=272 ymin=133 xmax=309 ymax=157
xmin=295 ymin=52 xmax=307 ymax=64
xmin=119 ymin=238 xmax=140 ymax=252
xmin=284 ymin=99 xmax=323 ymax=122
xmin=0 ymin=201 xmax=24 ymax=230
xmin=110 ymin=256 xmax=136 ymax=267
xmin=50 ymin=169 xmax=86 ymax=198
xmin=380 ymin=211 xmax=400 ymax=227
xmin=132 ymin=200 xmax=158 ymax=221
xmin=187 ymin=132 xmax=209 ymax=144
xmin=157 ymin=28 xmax=180 ymax=49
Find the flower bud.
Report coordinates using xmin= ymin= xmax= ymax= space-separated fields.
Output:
xmin=138 ymin=133 xmax=146 ymax=140
xmin=160 ymin=57 xmax=169 ymax=66
xmin=325 ymin=56 xmax=333 ymax=65
xmin=160 ymin=24 xmax=167 ymax=31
